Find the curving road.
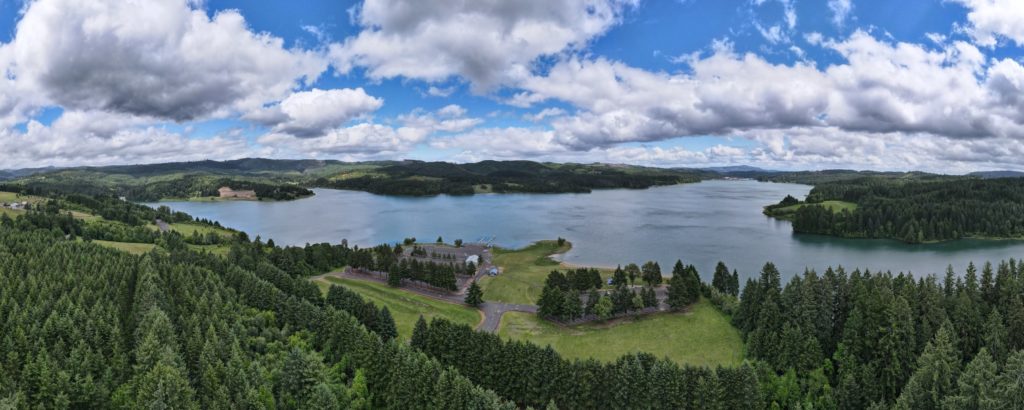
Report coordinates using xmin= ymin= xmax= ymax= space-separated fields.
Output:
xmin=310 ymin=268 xmax=536 ymax=333
xmin=311 ymin=268 xmax=675 ymax=333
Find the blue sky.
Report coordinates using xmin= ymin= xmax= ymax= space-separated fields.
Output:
xmin=1 ymin=0 xmax=1023 ymax=172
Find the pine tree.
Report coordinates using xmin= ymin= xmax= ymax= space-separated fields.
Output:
xmin=879 ymin=296 xmax=916 ymax=401
xmin=465 ymin=281 xmax=484 ymax=307
xmin=377 ymin=307 xmax=398 ymax=341
xmin=410 ymin=316 xmax=429 ymax=350
xmin=666 ymin=267 xmax=690 ymax=310
xmin=943 ymin=348 xmax=999 ymax=410
xmin=997 ymin=350 xmax=1024 ymax=406
xmin=712 ymin=261 xmax=730 ymax=294
xmin=641 ymin=261 xmax=662 ymax=286
xmin=895 ymin=322 xmax=961 ymax=409
xmin=982 ymin=310 xmax=1008 ymax=364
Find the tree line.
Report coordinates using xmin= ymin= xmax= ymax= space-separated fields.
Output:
xmin=734 ymin=260 xmax=1024 ymax=408
xmin=783 ymin=177 xmax=1024 ymax=242
xmin=412 ymin=316 xmax=761 ymax=409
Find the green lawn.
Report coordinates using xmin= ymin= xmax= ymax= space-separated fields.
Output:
xmin=312 ymin=276 xmax=481 ymax=340
xmin=477 ymin=240 xmax=573 ymax=305
xmin=480 ymin=240 xmax=613 ymax=305
xmin=93 ymin=240 xmax=157 ymax=255
xmin=499 ymin=298 xmax=744 ymax=367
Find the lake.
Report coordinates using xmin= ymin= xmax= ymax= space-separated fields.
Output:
xmin=151 ymin=180 xmax=1024 ymax=282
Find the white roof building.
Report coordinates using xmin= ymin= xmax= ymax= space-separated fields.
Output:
xmin=466 ymin=255 xmax=480 ymax=265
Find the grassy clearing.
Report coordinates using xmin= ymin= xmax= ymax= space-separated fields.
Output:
xmin=499 ymin=298 xmax=744 ymax=367
xmin=312 ymin=276 xmax=481 ymax=340
xmin=187 ymin=244 xmax=232 ymax=256
xmin=169 ymin=223 xmax=234 ymax=237
xmin=69 ymin=211 xmax=102 ymax=222
xmin=93 ymin=240 xmax=156 ymax=255
xmin=477 ymin=240 xmax=572 ymax=305
xmin=0 ymin=191 xmax=44 ymax=204
xmin=479 ymin=240 xmax=613 ymax=305
xmin=766 ymin=200 xmax=857 ymax=220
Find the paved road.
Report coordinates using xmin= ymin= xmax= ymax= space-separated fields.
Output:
xmin=310 ymin=268 xmax=537 ymax=332
xmin=154 ymin=219 xmax=170 ymax=233
xmin=311 ymin=268 xmax=677 ymax=333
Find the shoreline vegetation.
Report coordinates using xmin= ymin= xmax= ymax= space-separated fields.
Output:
xmin=764 ymin=176 xmax=1024 ymax=243
xmin=0 ymin=158 xmax=713 ymax=202
xmin=5 ymin=187 xmax=1024 ymax=408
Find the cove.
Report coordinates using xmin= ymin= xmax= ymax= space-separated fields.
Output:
xmin=150 ymin=179 xmax=1024 ymax=282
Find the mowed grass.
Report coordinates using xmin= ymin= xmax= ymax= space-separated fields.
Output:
xmin=477 ymin=240 xmax=572 ymax=305
xmin=312 ymin=276 xmax=481 ymax=340
xmin=499 ymin=298 xmax=744 ymax=367
xmin=93 ymin=240 xmax=156 ymax=255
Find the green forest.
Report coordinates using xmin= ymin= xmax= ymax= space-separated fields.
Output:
xmin=1 ymin=158 xmax=709 ymax=199
xmin=767 ymin=176 xmax=1024 ymax=243
xmin=4 ymin=190 xmax=1024 ymax=408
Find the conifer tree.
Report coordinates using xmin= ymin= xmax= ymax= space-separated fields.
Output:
xmin=895 ymin=323 xmax=961 ymax=409
xmin=465 ymin=281 xmax=484 ymax=307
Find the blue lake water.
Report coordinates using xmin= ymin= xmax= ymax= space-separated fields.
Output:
xmin=151 ymin=180 xmax=1024 ymax=282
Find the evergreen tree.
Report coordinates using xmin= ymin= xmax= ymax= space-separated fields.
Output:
xmin=640 ymin=261 xmax=662 ymax=286
xmin=465 ymin=281 xmax=484 ymax=307
xmin=712 ymin=261 xmax=730 ymax=294
xmin=624 ymin=263 xmax=640 ymax=286
xmin=895 ymin=323 xmax=961 ymax=410
xmin=997 ymin=350 xmax=1024 ymax=406
xmin=982 ymin=310 xmax=1008 ymax=364
xmin=666 ymin=263 xmax=691 ymax=310
xmin=943 ymin=348 xmax=999 ymax=410
xmin=611 ymin=265 xmax=627 ymax=286
xmin=377 ymin=307 xmax=398 ymax=341
xmin=879 ymin=296 xmax=916 ymax=401
xmin=411 ymin=316 xmax=429 ymax=350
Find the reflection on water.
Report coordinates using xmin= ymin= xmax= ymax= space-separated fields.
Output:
xmin=150 ymin=180 xmax=1024 ymax=282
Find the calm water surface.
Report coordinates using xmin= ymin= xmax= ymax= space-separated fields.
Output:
xmin=151 ymin=180 xmax=1024 ymax=282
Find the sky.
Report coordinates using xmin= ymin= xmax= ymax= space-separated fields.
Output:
xmin=1 ymin=0 xmax=1024 ymax=172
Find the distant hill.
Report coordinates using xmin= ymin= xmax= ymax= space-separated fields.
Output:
xmin=969 ymin=170 xmax=1024 ymax=179
xmin=0 ymin=166 xmax=61 ymax=181
xmin=2 ymin=158 xmax=711 ymax=198
xmin=753 ymin=169 xmax=940 ymax=185
xmin=695 ymin=165 xmax=777 ymax=174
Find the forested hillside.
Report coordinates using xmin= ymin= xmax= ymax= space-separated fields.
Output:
xmin=0 ymin=203 xmax=514 ymax=408
xmin=767 ymin=177 xmax=1024 ymax=242
xmin=317 ymin=160 xmax=706 ymax=196
xmin=5 ymin=190 xmax=1024 ymax=408
xmin=5 ymin=158 xmax=708 ymax=199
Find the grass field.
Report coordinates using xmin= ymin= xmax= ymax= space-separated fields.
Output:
xmin=477 ymin=240 xmax=576 ymax=305
xmin=312 ymin=276 xmax=481 ymax=339
xmin=169 ymin=223 xmax=234 ymax=237
xmin=766 ymin=200 xmax=857 ymax=220
xmin=499 ymin=298 xmax=744 ymax=367
xmin=187 ymin=244 xmax=232 ymax=256
xmin=0 ymin=191 xmax=43 ymax=204
xmin=93 ymin=240 xmax=156 ymax=255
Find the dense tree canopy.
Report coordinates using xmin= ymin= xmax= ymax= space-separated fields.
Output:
xmin=773 ymin=177 xmax=1024 ymax=243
